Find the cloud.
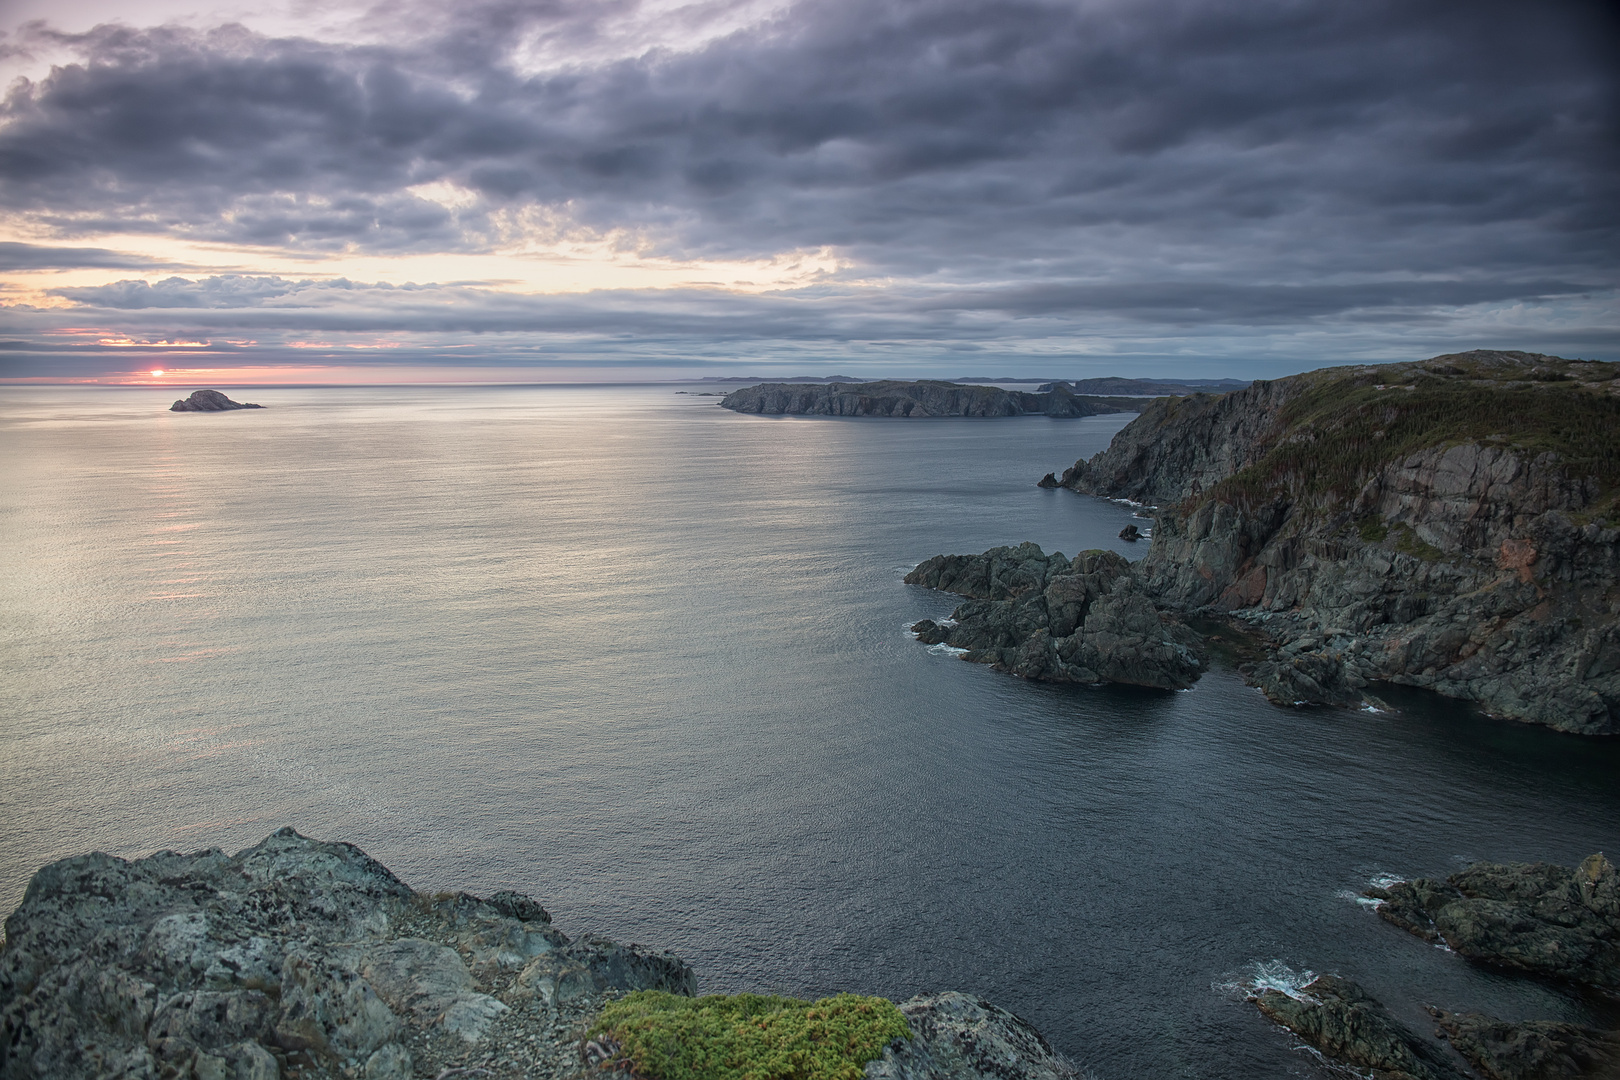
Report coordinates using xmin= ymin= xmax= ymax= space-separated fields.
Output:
xmin=0 ymin=241 xmax=188 ymax=270
xmin=0 ymin=0 xmax=1616 ymax=374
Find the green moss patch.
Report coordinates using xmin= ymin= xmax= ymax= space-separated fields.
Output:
xmin=587 ymin=990 xmax=911 ymax=1080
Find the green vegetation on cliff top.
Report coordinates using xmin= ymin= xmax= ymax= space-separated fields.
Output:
xmin=1200 ymin=352 xmax=1620 ymax=523
xmin=588 ymin=990 xmax=911 ymax=1080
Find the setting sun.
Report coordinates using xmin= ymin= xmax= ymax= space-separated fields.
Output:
xmin=150 ymin=369 xmax=164 ymax=377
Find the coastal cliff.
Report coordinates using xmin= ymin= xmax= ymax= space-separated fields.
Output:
xmin=0 ymin=831 xmax=1082 ymax=1080
xmin=721 ymin=380 xmax=1143 ymax=418
xmin=1053 ymin=350 xmax=1620 ymax=734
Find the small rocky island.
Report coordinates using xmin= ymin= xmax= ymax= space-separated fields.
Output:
xmin=1248 ymin=853 xmax=1620 ymax=1080
xmin=720 ymin=380 xmax=1145 ymax=418
xmin=0 ymin=830 xmax=1082 ymax=1080
xmin=906 ymin=544 xmax=1206 ymax=689
xmin=170 ymin=390 xmax=264 ymax=412
xmin=914 ymin=350 xmax=1620 ymax=733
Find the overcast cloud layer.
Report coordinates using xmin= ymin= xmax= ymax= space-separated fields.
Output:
xmin=1 ymin=0 xmax=1616 ymax=379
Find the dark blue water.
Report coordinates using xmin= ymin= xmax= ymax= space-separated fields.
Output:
xmin=2 ymin=384 xmax=1616 ymax=1079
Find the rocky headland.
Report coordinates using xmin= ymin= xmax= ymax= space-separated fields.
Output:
xmin=906 ymin=544 xmax=1206 ymax=690
xmin=1041 ymin=350 xmax=1620 ymax=734
xmin=720 ymin=380 xmax=1144 ymax=418
xmin=170 ymin=390 xmax=263 ymax=412
xmin=1248 ymin=854 xmax=1620 ymax=1080
xmin=0 ymin=830 xmax=1083 ymax=1080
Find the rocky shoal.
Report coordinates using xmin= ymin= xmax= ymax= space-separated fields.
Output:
xmin=0 ymin=830 xmax=1083 ymax=1080
xmin=1248 ymin=854 xmax=1620 ymax=1080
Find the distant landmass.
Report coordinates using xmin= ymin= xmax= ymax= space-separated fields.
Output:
xmin=720 ymin=379 xmax=1148 ymax=417
xmin=691 ymin=375 xmax=1251 ymax=393
xmin=1034 ymin=377 xmax=1251 ymax=395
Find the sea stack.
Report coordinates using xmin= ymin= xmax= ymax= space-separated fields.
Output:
xmin=170 ymin=389 xmax=264 ymax=411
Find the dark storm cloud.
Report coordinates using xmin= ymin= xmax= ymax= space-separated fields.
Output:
xmin=3 ymin=0 xmax=1616 ymax=273
xmin=33 ymin=273 xmax=1620 ymax=349
xmin=2 ymin=0 xmax=1617 ymax=370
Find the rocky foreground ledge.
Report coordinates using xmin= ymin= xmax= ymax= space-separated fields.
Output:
xmin=0 ymin=830 xmax=1082 ymax=1080
xmin=1248 ymin=855 xmax=1620 ymax=1080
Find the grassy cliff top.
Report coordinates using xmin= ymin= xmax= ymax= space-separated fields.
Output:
xmin=1203 ymin=350 xmax=1620 ymax=522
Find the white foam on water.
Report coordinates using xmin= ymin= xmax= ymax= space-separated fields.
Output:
xmin=1215 ymin=960 xmax=1318 ymax=1002
xmin=1368 ymin=873 xmax=1407 ymax=890
xmin=928 ymin=643 xmax=969 ymax=657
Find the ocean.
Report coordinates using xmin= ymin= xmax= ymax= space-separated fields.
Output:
xmin=2 ymin=383 xmax=1616 ymax=1078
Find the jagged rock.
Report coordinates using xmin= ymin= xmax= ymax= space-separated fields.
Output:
xmin=1037 ymin=472 xmax=1059 ymax=488
xmin=508 ymin=935 xmax=696 ymax=1009
xmin=1118 ymin=524 xmax=1140 ymax=541
xmin=1246 ymin=649 xmax=1364 ymax=707
xmin=1048 ymin=350 xmax=1620 ymax=733
xmin=1364 ymin=854 xmax=1620 ymax=990
xmin=906 ymin=543 xmax=1207 ymax=689
xmin=169 ymin=390 xmax=263 ymax=412
xmin=720 ymin=380 xmax=1144 ymax=418
xmin=0 ymin=829 xmax=691 ymax=1080
xmin=1251 ymin=975 xmax=1469 ymax=1080
xmin=2 ymin=833 xmax=1084 ymax=1080
xmin=1431 ymin=1009 xmax=1620 ymax=1080
xmin=864 ymin=992 xmax=1085 ymax=1080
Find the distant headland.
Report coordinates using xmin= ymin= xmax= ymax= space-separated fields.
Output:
xmin=719 ymin=379 xmax=1149 ymax=417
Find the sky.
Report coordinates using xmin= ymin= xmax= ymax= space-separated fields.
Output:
xmin=0 ymin=0 xmax=1616 ymax=384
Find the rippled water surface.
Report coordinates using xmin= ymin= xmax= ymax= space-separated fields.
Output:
xmin=3 ymin=384 xmax=1618 ymax=1078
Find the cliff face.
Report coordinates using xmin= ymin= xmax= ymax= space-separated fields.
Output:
xmin=721 ymin=380 xmax=1140 ymax=418
xmin=1055 ymin=351 xmax=1620 ymax=734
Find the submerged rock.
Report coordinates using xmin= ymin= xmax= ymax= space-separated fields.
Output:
xmin=906 ymin=543 xmax=1206 ymax=689
xmin=1364 ymin=854 xmax=1620 ymax=990
xmin=170 ymin=390 xmax=264 ymax=412
xmin=1251 ymin=975 xmax=1470 ymax=1080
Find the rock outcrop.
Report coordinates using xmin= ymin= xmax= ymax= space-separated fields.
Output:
xmin=0 ymin=829 xmax=692 ymax=1080
xmin=1365 ymin=854 xmax=1620 ymax=991
xmin=866 ymin=993 xmax=1083 ymax=1080
xmin=1049 ymin=350 xmax=1620 ymax=733
xmin=170 ymin=390 xmax=263 ymax=412
xmin=1251 ymin=975 xmax=1470 ymax=1080
xmin=1252 ymin=854 xmax=1620 ymax=1080
xmin=1 ymin=831 xmax=1085 ymax=1080
xmin=906 ymin=543 xmax=1207 ymax=689
xmin=1431 ymin=1009 xmax=1620 ymax=1080
xmin=721 ymin=380 xmax=1144 ymax=418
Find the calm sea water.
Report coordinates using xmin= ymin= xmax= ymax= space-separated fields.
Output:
xmin=2 ymin=384 xmax=1617 ymax=1079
